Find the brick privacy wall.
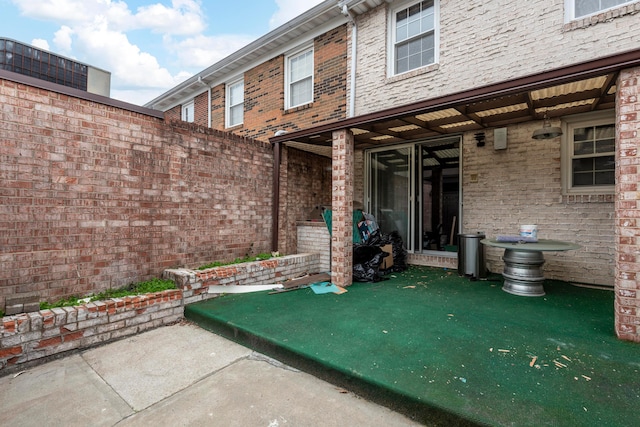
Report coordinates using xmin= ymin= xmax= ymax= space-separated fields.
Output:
xmin=0 ymin=254 xmax=320 ymax=373
xmin=0 ymin=77 xmax=274 ymax=308
xmin=461 ymin=122 xmax=614 ymax=286
xmin=190 ymin=25 xmax=347 ymax=141
xmin=615 ymin=67 xmax=640 ymax=342
xmin=353 ymin=1 xmax=640 ymax=116
xmin=280 ymin=147 xmax=332 ymax=255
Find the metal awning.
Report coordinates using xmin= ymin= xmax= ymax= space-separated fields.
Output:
xmin=272 ymin=48 xmax=640 ymax=157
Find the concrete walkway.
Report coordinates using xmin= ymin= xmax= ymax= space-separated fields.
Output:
xmin=0 ymin=322 xmax=421 ymax=426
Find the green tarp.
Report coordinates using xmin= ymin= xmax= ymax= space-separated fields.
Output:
xmin=321 ymin=209 xmax=363 ymax=244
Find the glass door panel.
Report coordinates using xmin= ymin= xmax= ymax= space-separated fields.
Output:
xmin=369 ymin=147 xmax=411 ymax=247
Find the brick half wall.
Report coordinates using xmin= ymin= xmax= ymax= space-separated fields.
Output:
xmin=1 ymin=254 xmax=320 ymax=375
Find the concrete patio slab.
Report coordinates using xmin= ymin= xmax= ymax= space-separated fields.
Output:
xmin=120 ymin=356 xmax=419 ymax=427
xmin=0 ymin=355 xmax=132 ymax=427
xmin=0 ymin=322 xmax=421 ymax=426
xmin=82 ymin=322 xmax=252 ymax=411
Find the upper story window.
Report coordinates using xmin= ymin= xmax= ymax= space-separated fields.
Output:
xmin=562 ymin=111 xmax=615 ymax=194
xmin=568 ymin=0 xmax=636 ymax=19
xmin=182 ymin=100 xmax=194 ymax=123
xmin=391 ymin=0 xmax=437 ymax=76
xmin=286 ymin=46 xmax=314 ymax=109
xmin=226 ymin=78 xmax=244 ymax=128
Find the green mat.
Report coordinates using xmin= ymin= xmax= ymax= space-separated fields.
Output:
xmin=185 ymin=266 xmax=639 ymax=426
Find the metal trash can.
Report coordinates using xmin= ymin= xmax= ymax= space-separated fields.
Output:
xmin=457 ymin=233 xmax=487 ymax=280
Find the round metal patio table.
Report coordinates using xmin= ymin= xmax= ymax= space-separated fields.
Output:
xmin=481 ymin=239 xmax=581 ymax=297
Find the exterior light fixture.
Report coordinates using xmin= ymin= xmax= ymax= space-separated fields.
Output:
xmin=474 ymin=132 xmax=485 ymax=147
xmin=532 ymin=114 xmax=562 ymax=140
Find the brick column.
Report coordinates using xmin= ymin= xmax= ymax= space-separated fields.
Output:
xmin=331 ymin=129 xmax=354 ymax=287
xmin=615 ymin=66 xmax=640 ymax=342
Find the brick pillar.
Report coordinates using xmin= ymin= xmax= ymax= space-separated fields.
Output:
xmin=331 ymin=129 xmax=354 ymax=287
xmin=615 ymin=66 xmax=640 ymax=342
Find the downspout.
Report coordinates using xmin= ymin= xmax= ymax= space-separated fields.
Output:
xmin=271 ymin=138 xmax=283 ymax=252
xmin=341 ymin=4 xmax=357 ymax=117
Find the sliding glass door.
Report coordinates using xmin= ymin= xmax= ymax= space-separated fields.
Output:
xmin=366 ymin=136 xmax=460 ymax=253
xmin=367 ymin=146 xmax=412 ymax=248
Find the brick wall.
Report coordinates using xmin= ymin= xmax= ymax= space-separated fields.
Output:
xmin=0 ymin=254 xmax=320 ymax=374
xmin=210 ymin=83 xmax=225 ymax=130
xmin=280 ymin=147 xmax=332 ymax=255
xmin=165 ymin=253 xmax=320 ymax=305
xmin=170 ymin=25 xmax=348 ymax=143
xmin=0 ymin=77 xmax=274 ymax=308
xmin=615 ymin=67 xmax=640 ymax=342
xmin=297 ymin=223 xmax=330 ymax=272
xmin=193 ymin=90 xmax=209 ymax=125
xmin=461 ymin=122 xmax=614 ymax=286
xmin=354 ymin=1 xmax=640 ymax=115
xmin=240 ymin=25 xmax=348 ymax=141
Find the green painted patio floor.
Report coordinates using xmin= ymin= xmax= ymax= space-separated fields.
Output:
xmin=185 ymin=266 xmax=639 ymax=426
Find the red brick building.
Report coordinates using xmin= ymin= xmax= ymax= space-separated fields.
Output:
xmin=149 ymin=0 xmax=640 ymax=342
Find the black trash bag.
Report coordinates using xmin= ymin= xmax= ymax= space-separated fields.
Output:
xmin=353 ymin=251 xmax=388 ymax=282
xmin=352 ymin=245 xmax=389 ymax=282
xmin=353 ymin=244 xmax=382 ymax=265
xmin=376 ymin=231 xmax=408 ymax=273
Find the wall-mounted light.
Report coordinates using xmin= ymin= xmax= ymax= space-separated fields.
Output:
xmin=474 ymin=132 xmax=485 ymax=147
xmin=532 ymin=114 xmax=562 ymax=140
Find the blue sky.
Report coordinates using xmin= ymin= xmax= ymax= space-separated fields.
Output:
xmin=0 ymin=0 xmax=324 ymax=105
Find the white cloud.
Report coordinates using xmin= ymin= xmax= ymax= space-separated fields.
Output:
xmin=71 ymin=20 xmax=177 ymax=88
xmin=269 ymin=0 xmax=325 ymax=30
xmin=135 ymin=0 xmax=205 ymax=35
xmin=7 ymin=0 xmax=328 ymax=105
xmin=166 ymin=34 xmax=255 ymax=68
xmin=31 ymin=38 xmax=50 ymax=51
xmin=53 ymin=26 xmax=74 ymax=53
xmin=9 ymin=0 xmax=209 ymax=104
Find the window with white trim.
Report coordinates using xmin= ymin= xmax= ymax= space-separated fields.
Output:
xmin=182 ymin=100 xmax=194 ymax=123
xmin=562 ymin=111 xmax=615 ymax=194
xmin=226 ymin=78 xmax=244 ymax=128
xmin=391 ymin=0 xmax=437 ymax=76
xmin=568 ymin=0 xmax=637 ymax=19
xmin=285 ymin=47 xmax=313 ymax=109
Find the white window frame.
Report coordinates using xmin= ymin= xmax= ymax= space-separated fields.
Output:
xmin=388 ymin=0 xmax=439 ymax=77
xmin=285 ymin=45 xmax=314 ymax=110
xmin=225 ymin=77 xmax=244 ymax=128
xmin=181 ymin=100 xmax=194 ymax=123
xmin=565 ymin=0 xmax=637 ymax=21
xmin=561 ymin=110 xmax=615 ymax=195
